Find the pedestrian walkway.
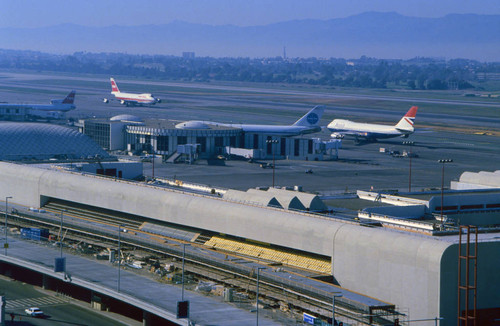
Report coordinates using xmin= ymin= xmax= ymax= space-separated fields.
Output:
xmin=6 ymin=295 xmax=67 ymax=310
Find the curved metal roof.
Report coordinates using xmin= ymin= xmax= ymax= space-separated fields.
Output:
xmin=0 ymin=122 xmax=109 ymax=161
xmin=110 ymin=114 xmax=143 ymax=122
xmin=175 ymin=121 xmax=211 ymax=130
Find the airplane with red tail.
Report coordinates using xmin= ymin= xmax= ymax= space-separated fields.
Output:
xmin=104 ymin=78 xmax=160 ymax=106
xmin=327 ymin=106 xmax=418 ymax=142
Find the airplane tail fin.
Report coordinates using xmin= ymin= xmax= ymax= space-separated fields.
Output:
xmin=395 ymin=106 xmax=418 ymax=132
xmin=292 ymin=105 xmax=324 ymax=126
xmin=110 ymin=78 xmax=120 ymax=93
xmin=62 ymin=90 xmax=76 ymax=104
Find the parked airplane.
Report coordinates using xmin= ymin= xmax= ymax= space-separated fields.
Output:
xmin=0 ymin=90 xmax=76 ymax=112
xmin=177 ymin=106 xmax=324 ymax=136
xmin=104 ymin=78 xmax=160 ymax=106
xmin=327 ymin=106 xmax=418 ymax=142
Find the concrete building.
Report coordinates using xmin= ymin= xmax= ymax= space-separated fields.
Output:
xmin=82 ymin=115 xmax=143 ymax=151
xmin=126 ymin=120 xmax=241 ymax=160
xmin=234 ymin=135 xmax=340 ymax=161
xmin=182 ymin=52 xmax=195 ymax=59
xmin=0 ymin=162 xmax=499 ymax=325
xmin=0 ymin=106 xmax=30 ymax=121
xmin=81 ymin=117 xmax=340 ymax=162
xmin=80 ymin=116 xmax=131 ymax=152
xmin=358 ymin=189 xmax=500 ymax=227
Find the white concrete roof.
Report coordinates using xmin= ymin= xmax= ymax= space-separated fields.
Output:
xmin=459 ymin=170 xmax=500 ymax=188
xmin=0 ymin=162 xmax=341 ymax=256
xmin=248 ymin=189 xmax=306 ymax=211
xmin=223 ymin=189 xmax=282 ymax=208
xmin=267 ymin=188 xmax=327 ymax=211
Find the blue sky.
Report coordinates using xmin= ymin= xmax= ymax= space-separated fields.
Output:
xmin=1 ymin=0 xmax=500 ymax=28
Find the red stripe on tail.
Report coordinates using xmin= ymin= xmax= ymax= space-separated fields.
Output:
xmin=404 ymin=106 xmax=418 ymax=118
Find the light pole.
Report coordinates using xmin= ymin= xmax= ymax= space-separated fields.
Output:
xmin=151 ymin=149 xmax=155 ymax=180
xmin=438 ymin=159 xmax=453 ymax=229
xmin=266 ymin=139 xmax=278 ymax=188
xmin=117 ymin=224 xmax=125 ymax=292
xmin=403 ymin=141 xmax=414 ymax=192
xmin=59 ymin=210 xmax=65 ymax=258
xmin=5 ymin=196 xmax=12 ymax=256
xmin=332 ymin=292 xmax=343 ymax=326
xmin=181 ymin=243 xmax=190 ymax=301
xmin=256 ymin=267 xmax=265 ymax=326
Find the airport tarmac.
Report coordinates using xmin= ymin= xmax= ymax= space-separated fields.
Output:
xmin=1 ymin=71 xmax=499 ymax=194
xmin=143 ymin=128 xmax=500 ymax=194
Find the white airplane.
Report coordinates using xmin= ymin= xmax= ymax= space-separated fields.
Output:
xmin=177 ymin=106 xmax=324 ymax=136
xmin=0 ymin=90 xmax=76 ymax=112
xmin=0 ymin=91 xmax=76 ymax=119
xmin=327 ymin=106 xmax=418 ymax=142
xmin=104 ymin=78 xmax=160 ymax=106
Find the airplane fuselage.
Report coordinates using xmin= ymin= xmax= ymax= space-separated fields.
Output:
xmin=177 ymin=106 xmax=324 ymax=137
xmin=0 ymin=103 xmax=75 ymax=112
xmin=219 ymin=123 xmax=321 ymax=136
xmin=328 ymin=119 xmax=412 ymax=140
xmin=112 ymin=91 xmax=157 ymax=106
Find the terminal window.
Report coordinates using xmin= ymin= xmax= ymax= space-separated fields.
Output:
xmin=214 ymin=136 xmax=223 ymax=147
xmin=196 ymin=136 xmax=207 ymax=152
xmin=253 ymin=134 xmax=259 ymax=149
xmin=157 ymin=136 xmax=169 ymax=152
xmin=294 ymin=139 xmax=300 ymax=156
xmin=84 ymin=122 xmax=110 ymax=150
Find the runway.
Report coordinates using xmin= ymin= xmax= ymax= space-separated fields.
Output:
xmin=1 ymin=71 xmax=499 ymax=194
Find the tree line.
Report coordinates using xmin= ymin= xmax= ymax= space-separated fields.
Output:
xmin=1 ymin=49 xmax=498 ymax=90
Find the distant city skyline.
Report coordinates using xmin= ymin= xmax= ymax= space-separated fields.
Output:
xmin=1 ymin=0 xmax=499 ymax=28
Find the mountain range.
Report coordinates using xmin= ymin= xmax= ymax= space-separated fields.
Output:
xmin=1 ymin=12 xmax=499 ymax=61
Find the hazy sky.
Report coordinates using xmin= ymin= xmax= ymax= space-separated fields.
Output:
xmin=1 ymin=0 xmax=499 ymax=28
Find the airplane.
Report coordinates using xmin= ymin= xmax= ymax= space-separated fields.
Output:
xmin=177 ymin=106 xmax=325 ymax=136
xmin=104 ymin=78 xmax=160 ymax=106
xmin=0 ymin=91 xmax=76 ymax=118
xmin=327 ymin=106 xmax=418 ymax=142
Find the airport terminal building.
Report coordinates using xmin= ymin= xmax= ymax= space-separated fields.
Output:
xmin=0 ymin=161 xmax=499 ymax=325
xmin=82 ymin=116 xmax=340 ymax=162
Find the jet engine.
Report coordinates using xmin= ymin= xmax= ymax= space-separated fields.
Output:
xmin=331 ymin=133 xmax=344 ymax=139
